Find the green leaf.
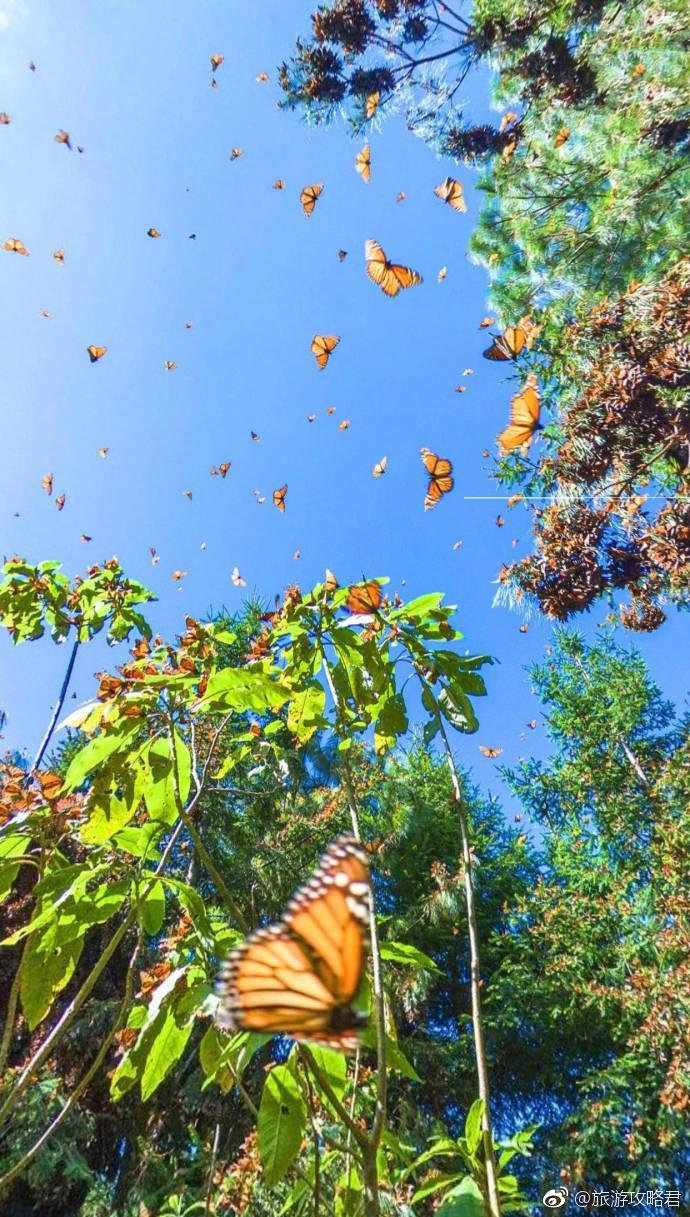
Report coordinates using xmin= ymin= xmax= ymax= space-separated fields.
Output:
xmin=140 ymin=1001 xmax=195 ymax=1101
xmin=201 ymin=1029 xmax=270 ymax=1091
xmin=379 ymin=941 xmax=440 ymax=972
xmin=198 ymin=668 xmax=290 ymax=713
xmin=20 ymin=930 xmax=84 ymax=1029
xmin=80 ymin=791 xmax=137 ymax=845
xmin=286 ymin=682 xmax=327 ymax=742
xmin=140 ymin=879 xmax=166 ymax=935
xmin=305 ymin=1044 xmax=347 ymax=1100
xmin=436 ymin=1176 xmax=486 ymax=1216
xmin=411 ymin=1172 xmax=466 ymax=1204
xmin=464 ymin=1099 xmax=484 ymax=1156
xmin=257 ymin=1063 xmax=307 ymax=1187
xmin=63 ymin=722 xmax=140 ymax=790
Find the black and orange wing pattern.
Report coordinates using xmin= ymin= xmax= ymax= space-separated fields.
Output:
xmin=420 ymin=447 xmax=454 ymax=511
xmin=434 ymin=176 xmax=467 ymax=213
xmin=345 ymin=581 xmax=382 ymax=614
xmin=311 ymin=334 xmax=340 ymax=370
xmin=365 ymin=239 xmax=422 ymax=298
xmin=498 ymin=375 xmax=541 ymax=452
xmin=215 ymin=836 xmax=371 ymax=1051
xmin=300 ymin=183 xmax=324 ymax=218
xmin=482 ymin=325 xmax=527 ymax=361
xmin=273 ymin=484 xmax=287 ymax=511
xmin=355 ymin=144 xmax=371 ymax=183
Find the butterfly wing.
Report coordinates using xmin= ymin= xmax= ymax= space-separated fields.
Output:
xmin=365 ymin=239 xmax=391 ymax=290
xmin=311 ymin=334 xmax=340 ymax=369
xmin=300 ymin=183 xmax=323 ymax=217
xmin=499 ymin=379 xmax=541 ymax=452
xmin=356 ymin=145 xmax=371 ymax=183
xmin=345 ymin=581 xmax=382 ymax=613
xmin=216 ymin=837 xmax=370 ymax=1051
xmin=273 ymin=485 xmax=287 ymax=511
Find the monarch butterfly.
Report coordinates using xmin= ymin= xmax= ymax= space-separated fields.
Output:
xmin=54 ymin=129 xmax=71 ymax=148
xmin=434 ymin=176 xmax=467 ymax=213
xmin=365 ymin=91 xmax=380 ymax=119
xmin=479 ymin=317 xmax=495 ymax=329
xmin=355 ymin=144 xmax=371 ymax=183
xmin=256 ymin=72 xmax=269 ymax=83
xmin=164 ymin=360 xmax=177 ymax=370
xmin=273 ymin=484 xmax=287 ymax=512
xmin=345 ymin=581 xmax=382 ymax=614
xmin=479 ymin=746 xmax=503 ymax=758
xmin=323 ymin=569 xmax=339 ymax=593
xmin=273 ymin=179 xmax=285 ymax=190
xmin=365 ymin=239 xmax=422 ymax=298
xmin=55 ymin=494 xmax=65 ymax=511
xmin=396 ymin=192 xmax=407 ymax=203
xmin=338 ymin=249 xmax=347 ymax=262
xmin=231 ymin=566 xmax=246 ymax=587
xmin=372 ymin=457 xmax=387 ymax=478
xmin=215 ymin=836 xmax=370 ymax=1051
xmin=300 ymin=183 xmax=323 ymax=218
xmin=210 ymin=53 xmax=224 ymax=71
xmin=437 ymin=267 xmax=447 ymax=282
xmin=311 ymin=334 xmax=340 ymax=370
xmin=0 ymin=112 xmax=10 ymax=124
xmin=497 ymin=376 xmax=541 ymax=452
xmin=147 ymin=227 xmax=161 ymax=238
xmin=53 ymin=248 xmax=64 ymax=263
xmin=87 ymin=345 xmax=107 ymax=362
xmin=420 ymin=448 xmax=454 ymax=511
xmin=482 ymin=326 xmax=527 ymax=361
xmin=42 ymin=473 xmax=53 ymax=495
xmin=230 ymin=147 xmax=243 ymax=161
xmin=3 ymin=237 xmax=29 ymax=255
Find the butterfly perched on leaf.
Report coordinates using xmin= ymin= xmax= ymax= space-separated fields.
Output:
xmin=479 ymin=746 xmax=503 ymax=758
xmin=87 ymin=345 xmax=107 ymax=362
xmin=345 ymin=581 xmax=382 ymax=614
xmin=3 ymin=237 xmax=29 ymax=255
xmin=434 ymin=176 xmax=467 ymax=213
xmin=311 ymin=334 xmax=340 ymax=370
xmin=231 ymin=567 xmax=246 ymax=587
xmin=498 ymin=375 xmax=541 ymax=453
xmin=420 ymin=448 xmax=454 ymax=511
xmin=355 ymin=144 xmax=370 ymax=183
xmin=273 ymin=484 xmax=287 ymax=512
xmin=300 ymin=182 xmax=323 ymax=218
xmin=365 ymin=239 xmax=422 ymax=298
xmin=215 ymin=836 xmax=371 ymax=1052
xmin=54 ymin=129 xmax=71 ymax=149
xmin=482 ymin=325 xmax=527 ymax=362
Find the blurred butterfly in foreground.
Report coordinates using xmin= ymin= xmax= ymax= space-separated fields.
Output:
xmin=215 ymin=836 xmax=371 ymax=1051
xmin=482 ymin=325 xmax=527 ymax=361
xmin=498 ymin=375 xmax=541 ymax=453
xmin=365 ymin=239 xmax=422 ymax=298
xmin=434 ymin=176 xmax=467 ymax=213
xmin=300 ymin=182 xmax=323 ymax=218
xmin=311 ymin=333 xmax=340 ymax=370
xmin=420 ymin=448 xmax=454 ymax=511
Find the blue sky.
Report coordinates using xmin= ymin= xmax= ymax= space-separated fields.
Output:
xmin=1 ymin=0 xmax=686 ymax=794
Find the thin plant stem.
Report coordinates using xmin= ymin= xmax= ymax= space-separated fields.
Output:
xmin=27 ymin=635 xmax=80 ymax=777
xmin=205 ymin=1120 xmax=221 ymax=1217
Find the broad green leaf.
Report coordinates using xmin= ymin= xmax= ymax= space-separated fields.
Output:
xmin=21 ymin=929 xmax=84 ymax=1028
xmin=372 ymin=693 xmax=408 ymax=755
xmin=379 ymin=941 xmax=440 ymax=972
xmin=286 ymin=682 xmax=327 ymax=742
xmin=257 ymin=1063 xmax=306 ymax=1186
xmin=436 ymin=1176 xmax=486 ymax=1216
xmin=198 ymin=668 xmax=290 ymax=713
xmin=140 ymin=1001 xmax=195 ymax=1101
xmin=201 ymin=1029 xmax=270 ymax=1090
xmin=464 ymin=1099 xmax=484 ymax=1156
xmin=80 ymin=790 xmax=137 ymax=845
xmin=335 ymin=1167 xmax=363 ymax=1217
xmin=304 ymin=1043 xmax=347 ymax=1100
xmin=411 ymin=1172 xmax=466 ymax=1204
xmin=140 ymin=878 xmax=166 ymax=934
xmin=63 ymin=722 xmax=140 ymax=790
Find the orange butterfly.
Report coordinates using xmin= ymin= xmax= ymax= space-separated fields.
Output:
xmin=55 ymin=494 xmax=66 ymax=511
xmin=273 ymin=484 xmax=287 ymax=512
xmin=434 ymin=177 xmax=467 ymax=213
xmin=53 ymin=248 xmax=64 ymax=263
xmin=339 ymin=419 xmax=350 ymax=432
xmin=164 ymin=361 xmax=177 ymax=370
xmin=147 ymin=227 xmax=161 ymax=238
xmin=273 ymin=179 xmax=285 ymax=190
xmin=215 ymin=836 xmax=370 ymax=1052
xmin=172 ymin=570 xmax=187 ymax=581
xmin=87 ymin=345 xmax=107 ymax=362
xmin=498 ymin=376 xmax=541 ymax=453
xmin=210 ymin=54 xmax=224 ymax=72
xmin=256 ymin=72 xmax=269 ymax=83
xmin=479 ymin=746 xmax=503 ymax=758
xmin=365 ymin=239 xmax=422 ymax=297
xmin=365 ymin=92 xmax=380 ymax=119
xmin=0 ymin=113 xmax=10 ymax=124
xmin=420 ymin=448 xmax=454 ymax=511
xmin=300 ymin=183 xmax=323 ymax=218
xmin=345 ymin=581 xmax=382 ymax=614
xmin=3 ymin=238 xmax=29 ymax=255
xmin=372 ymin=457 xmax=387 ymax=478
xmin=230 ymin=147 xmax=243 ymax=160
xmin=482 ymin=326 xmax=527 ymax=361
xmin=311 ymin=334 xmax=340 ymax=370
xmin=355 ymin=144 xmax=371 ymax=183
xmin=54 ymin=129 xmax=71 ymax=148
xmin=42 ymin=473 xmax=54 ymax=495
